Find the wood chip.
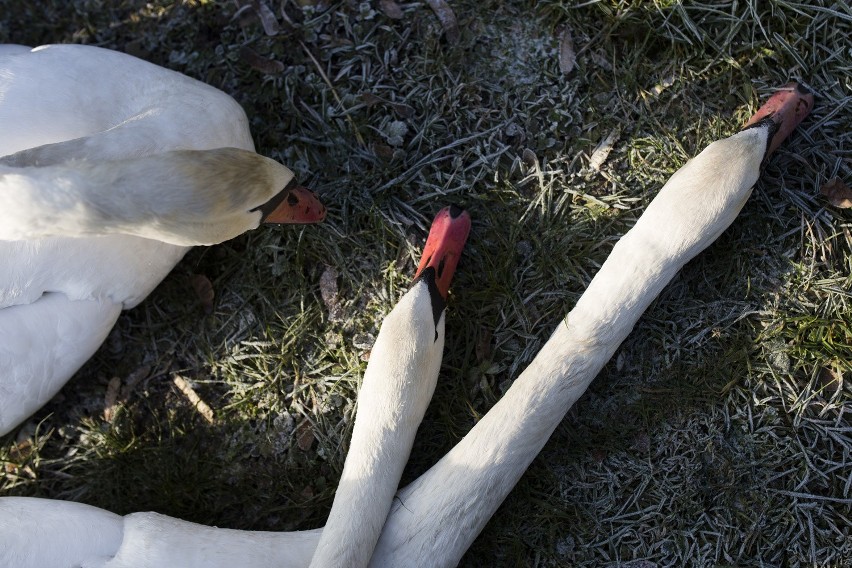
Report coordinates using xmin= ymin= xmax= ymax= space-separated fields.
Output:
xmin=558 ymin=27 xmax=575 ymax=74
xmin=103 ymin=376 xmax=121 ymax=423
xmin=820 ymin=177 xmax=852 ymax=208
xmin=425 ymin=0 xmax=460 ymax=45
xmin=239 ymin=46 xmax=284 ymax=75
xmin=379 ymin=0 xmax=404 ymax=19
xmin=173 ymin=375 xmax=214 ymax=424
xmin=190 ymin=273 xmax=215 ymax=313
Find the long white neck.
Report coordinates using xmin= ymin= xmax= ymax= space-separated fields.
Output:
xmin=368 ymin=126 xmax=768 ymax=566
xmin=310 ymin=280 xmax=446 ymax=568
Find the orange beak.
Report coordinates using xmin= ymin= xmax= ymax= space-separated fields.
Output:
xmin=743 ymin=82 xmax=814 ymax=158
xmin=414 ymin=205 xmax=472 ymax=300
xmin=262 ymin=185 xmax=327 ymax=224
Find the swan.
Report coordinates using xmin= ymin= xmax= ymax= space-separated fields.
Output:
xmin=309 ymin=205 xmax=471 ymax=568
xmin=0 ymin=205 xmax=471 ymax=568
xmin=0 ymin=82 xmax=812 ymax=567
xmin=0 ymin=44 xmax=325 ymax=436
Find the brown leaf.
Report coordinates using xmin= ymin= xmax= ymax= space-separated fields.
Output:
xmin=475 ymin=327 xmax=492 ymax=363
xmin=296 ymin=420 xmax=315 ymax=451
xmin=239 ymin=46 xmax=284 ymax=75
xmin=816 ymin=366 xmax=843 ymax=393
xmin=361 ymin=92 xmax=415 ymax=118
xmin=425 ymin=0 xmax=460 ymax=44
xmin=190 ymin=273 xmax=215 ymax=313
xmin=558 ymin=27 xmax=575 ymax=74
xmin=372 ymin=143 xmax=395 ymax=161
xmin=319 ymin=265 xmax=343 ymax=321
xmin=103 ymin=376 xmax=121 ymax=423
xmin=362 ymin=92 xmax=383 ymax=107
xmin=379 ymin=0 xmax=404 ymax=19
xmin=820 ymin=177 xmax=852 ymax=208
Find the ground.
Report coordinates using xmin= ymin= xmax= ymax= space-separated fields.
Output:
xmin=1 ymin=1 xmax=851 ymax=566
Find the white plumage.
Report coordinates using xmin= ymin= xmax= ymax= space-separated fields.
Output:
xmin=0 ymin=80 xmax=811 ymax=568
xmin=0 ymin=44 xmax=323 ymax=435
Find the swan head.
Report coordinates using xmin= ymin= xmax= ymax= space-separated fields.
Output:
xmin=104 ymin=147 xmax=326 ymax=246
xmin=743 ymin=82 xmax=813 ymax=161
xmin=411 ymin=205 xmax=471 ymax=327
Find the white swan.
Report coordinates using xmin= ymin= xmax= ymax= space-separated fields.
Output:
xmin=0 ymin=44 xmax=325 ymax=436
xmin=309 ymin=205 xmax=471 ymax=568
xmin=0 ymin=83 xmax=812 ymax=567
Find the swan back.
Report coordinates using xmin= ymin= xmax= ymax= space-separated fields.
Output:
xmin=0 ymin=44 xmax=254 ymax=157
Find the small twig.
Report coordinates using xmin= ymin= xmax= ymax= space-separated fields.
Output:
xmin=173 ymin=375 xmax=215 ymax=424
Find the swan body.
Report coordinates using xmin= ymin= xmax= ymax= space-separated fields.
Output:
xmin=0 ymin=497 xmax=321 ymax=568
xmin=0 ymin=85 xmax=812 ymax=567
xmin=0 ymin=44 xmax=324 ymax=436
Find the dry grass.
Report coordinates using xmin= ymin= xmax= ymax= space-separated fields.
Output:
xmin=1 ymin=0 xmax=851 ymax=566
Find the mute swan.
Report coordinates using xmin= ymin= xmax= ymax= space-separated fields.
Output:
xmin=309 ymin=205 xmax=471 ymax=568
xmin=0 ymin=82 xmax=813 ymax=568
xmin=0 ymin=205 xmax=471 ymax=568
xmin=0 ymin=44 xmax=325 ymax=436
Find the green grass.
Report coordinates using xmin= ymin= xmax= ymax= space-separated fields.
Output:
xmin=2 ymin=0 xmax=851 ymax=565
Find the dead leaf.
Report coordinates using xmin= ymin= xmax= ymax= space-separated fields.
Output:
xmin=362 ymin=92 xmax=383 ymax=107
xmin=425 ymin=0 xmax=460 ymax=44
xmin=816 ymin=366 xmax=843 ymax=393
xmin=296 ymin=420 xmax=315 ymax=451
xmin=558 ymin=27 xmax=575 ymax=74
xmin=190 ymin=273 xmax=214 ymax=313
xmin=121 ymin=364 xmax=152 ymax=399
xmin=361 ymin=92 xmax=415 ymax=118
xmin=820 ymin=177 xmax=852 ymax=208
xmin=239 ymin=46 xmax=284 ymax=75
xmin=588 ymin=127 xmax=621 ymax=172
xmin=103 ymin=376 xmax=121 ymax=423
xmin=373 ymin=143 xmax=395 ymax=161
xmin=254 ymin=0 xmax=280 ymax=36
xmin=319 ymin=266 xmax=343 ymax=321
xmin=475 ymin=327 xmax=492 ymax=363
xmin=379 ymin=0 xmax=404 ymax=19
